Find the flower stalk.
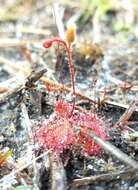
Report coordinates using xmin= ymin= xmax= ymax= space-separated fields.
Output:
xmin=43 ymin=24 xmax=76 ymax=117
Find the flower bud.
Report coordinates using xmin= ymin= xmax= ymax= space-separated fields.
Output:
xmin=66 ymin=23 xmax=76 ymax=46
xmin=43 ymin=39 xmax=53 ymax=48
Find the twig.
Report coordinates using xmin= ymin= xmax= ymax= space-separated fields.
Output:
xmin=72 ymin=168 xmax=138 ymax=187
xmin=0 ymin=150 xmax=50 ymax=184
xmin=25 ymin=69 xmax=47 ymax=88
xmin=0 ymin=74 xmax=27 ymax=104
xmin=0 ymin=69 xmax=47 ymax=104
xmin=114 ymin=94 xmax=138 ymax=127
xmin=1 ymin=55 xmax=138 ymax=111
xmin=105 ymin=100 xmax=138 ymax=112
xmin=0 ymin=84 xmax=23 ymax=104
xmin=84 ymin=129 xmax=138 ymax=169
xmin=50 ymin=153 xmax=67 ymax=190
xmin=41 ymin=77 xmax=97 ymax=104
xmin=21 ymin=102 xmax=39 ymax=189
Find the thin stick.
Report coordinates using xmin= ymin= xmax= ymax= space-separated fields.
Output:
xmin=21 ymin=103 xmax=39 ymax=189
xmin=106 ymin=100 xmax=138 ymax=112
xmin=50 ymin=153 xmax=67 ymax=190
xmin=115 ymin=94 xmax=138 ymax=126
xmin=1 ymin=55 xmax=138 ymax=112
xmin=41 ymin=77 xmax=96 ymax=104
xmin=84 ymin=129 xmax=138 ymax=169
xmin=0 ymin=150 xmax=50 ymax=184
xmin=72 ymin=168 xmax=138 ymax=187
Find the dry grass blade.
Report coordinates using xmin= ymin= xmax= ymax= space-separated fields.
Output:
xmin=53 ymin=3 xmax=65 ymax=39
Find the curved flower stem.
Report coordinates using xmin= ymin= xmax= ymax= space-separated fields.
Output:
xmin=43 ymin=37 xmax=76 ymax=117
